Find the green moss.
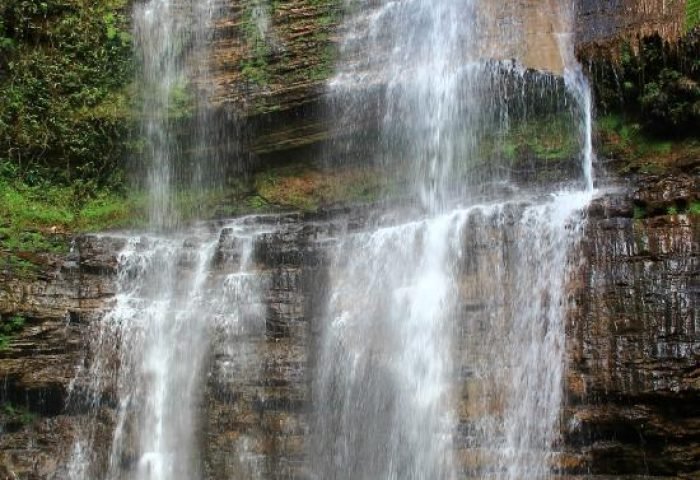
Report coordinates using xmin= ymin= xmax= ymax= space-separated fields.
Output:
xmin=480 ymin=114 xmax=578 ymax=165
xmin=77 ymin=192 xmax=146 ymax=232
xmin=254 ymin=163 xmax=388 ymax=212
xmin=633 ymin=205 xmax=647 ymax=220
xmin=597 ymin=113 xmax=700 ymax=173
xmin=0 ymin=175 xmax=145 ymax=262
xmin=689 ymin=201 xmax=700 ymax=215
xmin=240 ymin=1 xmax=272 ymax=86
xmin=240 ymin=0 xmax=342 ymax=100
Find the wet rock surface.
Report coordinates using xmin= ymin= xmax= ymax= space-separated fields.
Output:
xmin=565 ymin=176 xmax=700 ymax=478
xmin=200 ymin=0 xmax=689 ymax=163
xmin=0 ymin=172 xmax=697 ymax=478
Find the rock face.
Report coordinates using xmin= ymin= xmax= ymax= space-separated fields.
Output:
xmin=1 ymin=173 xmax=698 ymax=479
xmin=576 ymin=0 xmax=688 ymax=53
xmin=0 ymin=237 xmax=121 ymax=478
xmin=565 ymin=175 xmax=700 ymax=478
xmin=200 ymin=0 xmax=690 ymax=161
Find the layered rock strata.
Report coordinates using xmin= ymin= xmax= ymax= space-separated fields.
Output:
xmin=0 ymin=172 xmax=697 ymax=478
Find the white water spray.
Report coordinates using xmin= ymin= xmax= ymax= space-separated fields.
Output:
xmin=317 ymin=0 xmax=597 ymax=478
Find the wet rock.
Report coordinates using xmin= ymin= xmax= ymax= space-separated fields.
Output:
xmin=565 ymin=173 xmax=700 ymax=476
xmin=1 ymin=170 xmax=698 ymax=479
xmin=633 ymin=174 xmax=699 ymax=214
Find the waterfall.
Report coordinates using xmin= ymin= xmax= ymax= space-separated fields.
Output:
xmin=67 ymin=1 xmax=239 ymax=477
xmin=133 ymin=0 xmax=227 ymax=229
xmin=67 ymin=220 xmax=274 ymax=479
xmin=67 ymin=0 xmax=598 ymax=478
xmin=314 ymin=212 xmax=465 ymax=479
xmin=315 ymin=0 xmax=596 ymax=478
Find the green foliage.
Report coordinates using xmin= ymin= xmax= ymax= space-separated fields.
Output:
xmin=0 ymin=0 xmax=135 ymax=186
xmin=596 ymin=113 xmax=699 ymax=171
xmin=689 ymin=201 xmax=700 ymax=215
xmin=482 ymin=114 xmax=578 ymax=164
xmin=667 ymin=205 xmax=679 ymax=215
xmin=167 ymin=80 xmax=195 ymax=119
xmin=0 ymin=314 xmax=25 ymax=350
xmin=240 ymin=1 xmax=271 ymax=86
xmin=2 ymin=402 xmax=36 ymax=425
xmin=589 ymin=30 xmax=699 ymax=136
xmin=0 ymin=174 xmax=145 ymax=265
xmin=688 ymin=0 xmax=700 ymax=31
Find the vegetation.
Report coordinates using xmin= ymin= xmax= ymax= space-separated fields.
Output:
xmin=255 ymin=163 xmax=388 ymax=211
xmin=0 ymin=0 xmax=135 ymax=186
xmin=0 ymin=314 xmax=25 ymax=350
xmin=0 ymin=171 xmax=144 ymax=260
xmin=239 ymin=0 xmax=341 ymax=112
xmin=0 ymin=0 xmax=139 ymax=259
xmin=1 ymin=402 xmax=36 ymax=425
xmin=589 ymin=29 xmax=699 ymax=136
xmin=500 ymin=115 xmax=577 ymax=162
xmin=597 ymin=113 xmax=700 ymax=174
xmin=688 ymin=0 xmax=700 ymax=31
xmin=633 ymin=200 xmax=700 ymax=220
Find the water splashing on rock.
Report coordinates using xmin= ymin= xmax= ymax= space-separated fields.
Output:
xmin=315 ymin=0 xmax=597 ymax=478
xmin=67 ymin=1 xmax=598 ymax=479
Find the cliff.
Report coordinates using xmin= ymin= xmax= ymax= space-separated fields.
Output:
xmin=203 ymin=0 xmax=694 ymax=162
xmin=1 ymin=168 xmax=698 ymax=478
xmin=0 ymin=0 xmax=698 ymax=479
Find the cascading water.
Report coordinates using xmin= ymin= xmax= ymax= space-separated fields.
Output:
xmin=66 ymin=0 xmax=259 ymax=478
xmin=315 ymin=0 xmax=596 ymax=478
xmin=67 ymin=220 xmax=273 ymax=479
xmin=68 ymin=0 xmax=599 ymax=478
xmin=133 ymin=0 xmax=227 ymax=229
xmin=314 ymin=212 xmax=464 ymax=479
xmin=133 ymin=0 xmax=187 ymax=229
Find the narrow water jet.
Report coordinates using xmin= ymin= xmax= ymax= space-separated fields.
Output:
xmin=133 ymin=0 xmax=228 ymax=229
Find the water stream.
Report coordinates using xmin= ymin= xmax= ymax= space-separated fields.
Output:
xmin=67 ymin=220 xmax=273 ymax=479
xmin=68 ymin=0 xmax=596 ymax=478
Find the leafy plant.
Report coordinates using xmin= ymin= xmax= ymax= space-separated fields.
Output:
xmin=588 ymin=30 xmax=700 ymax=136
xmin=0 ymin=0 xmax=136 ymax=188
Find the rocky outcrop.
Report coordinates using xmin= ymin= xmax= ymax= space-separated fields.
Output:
xmin=565 ymin=174 xmax=700 ymax=477
xmin=576 ymin=0 xmax=688 ymax=55
xmin=0 ymin=237 xmax=122 ymax=478
xmin=1 ymin=171 xmax=698 ymax=478
xmin=198 ymin=0 xmax=691 ymax=162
